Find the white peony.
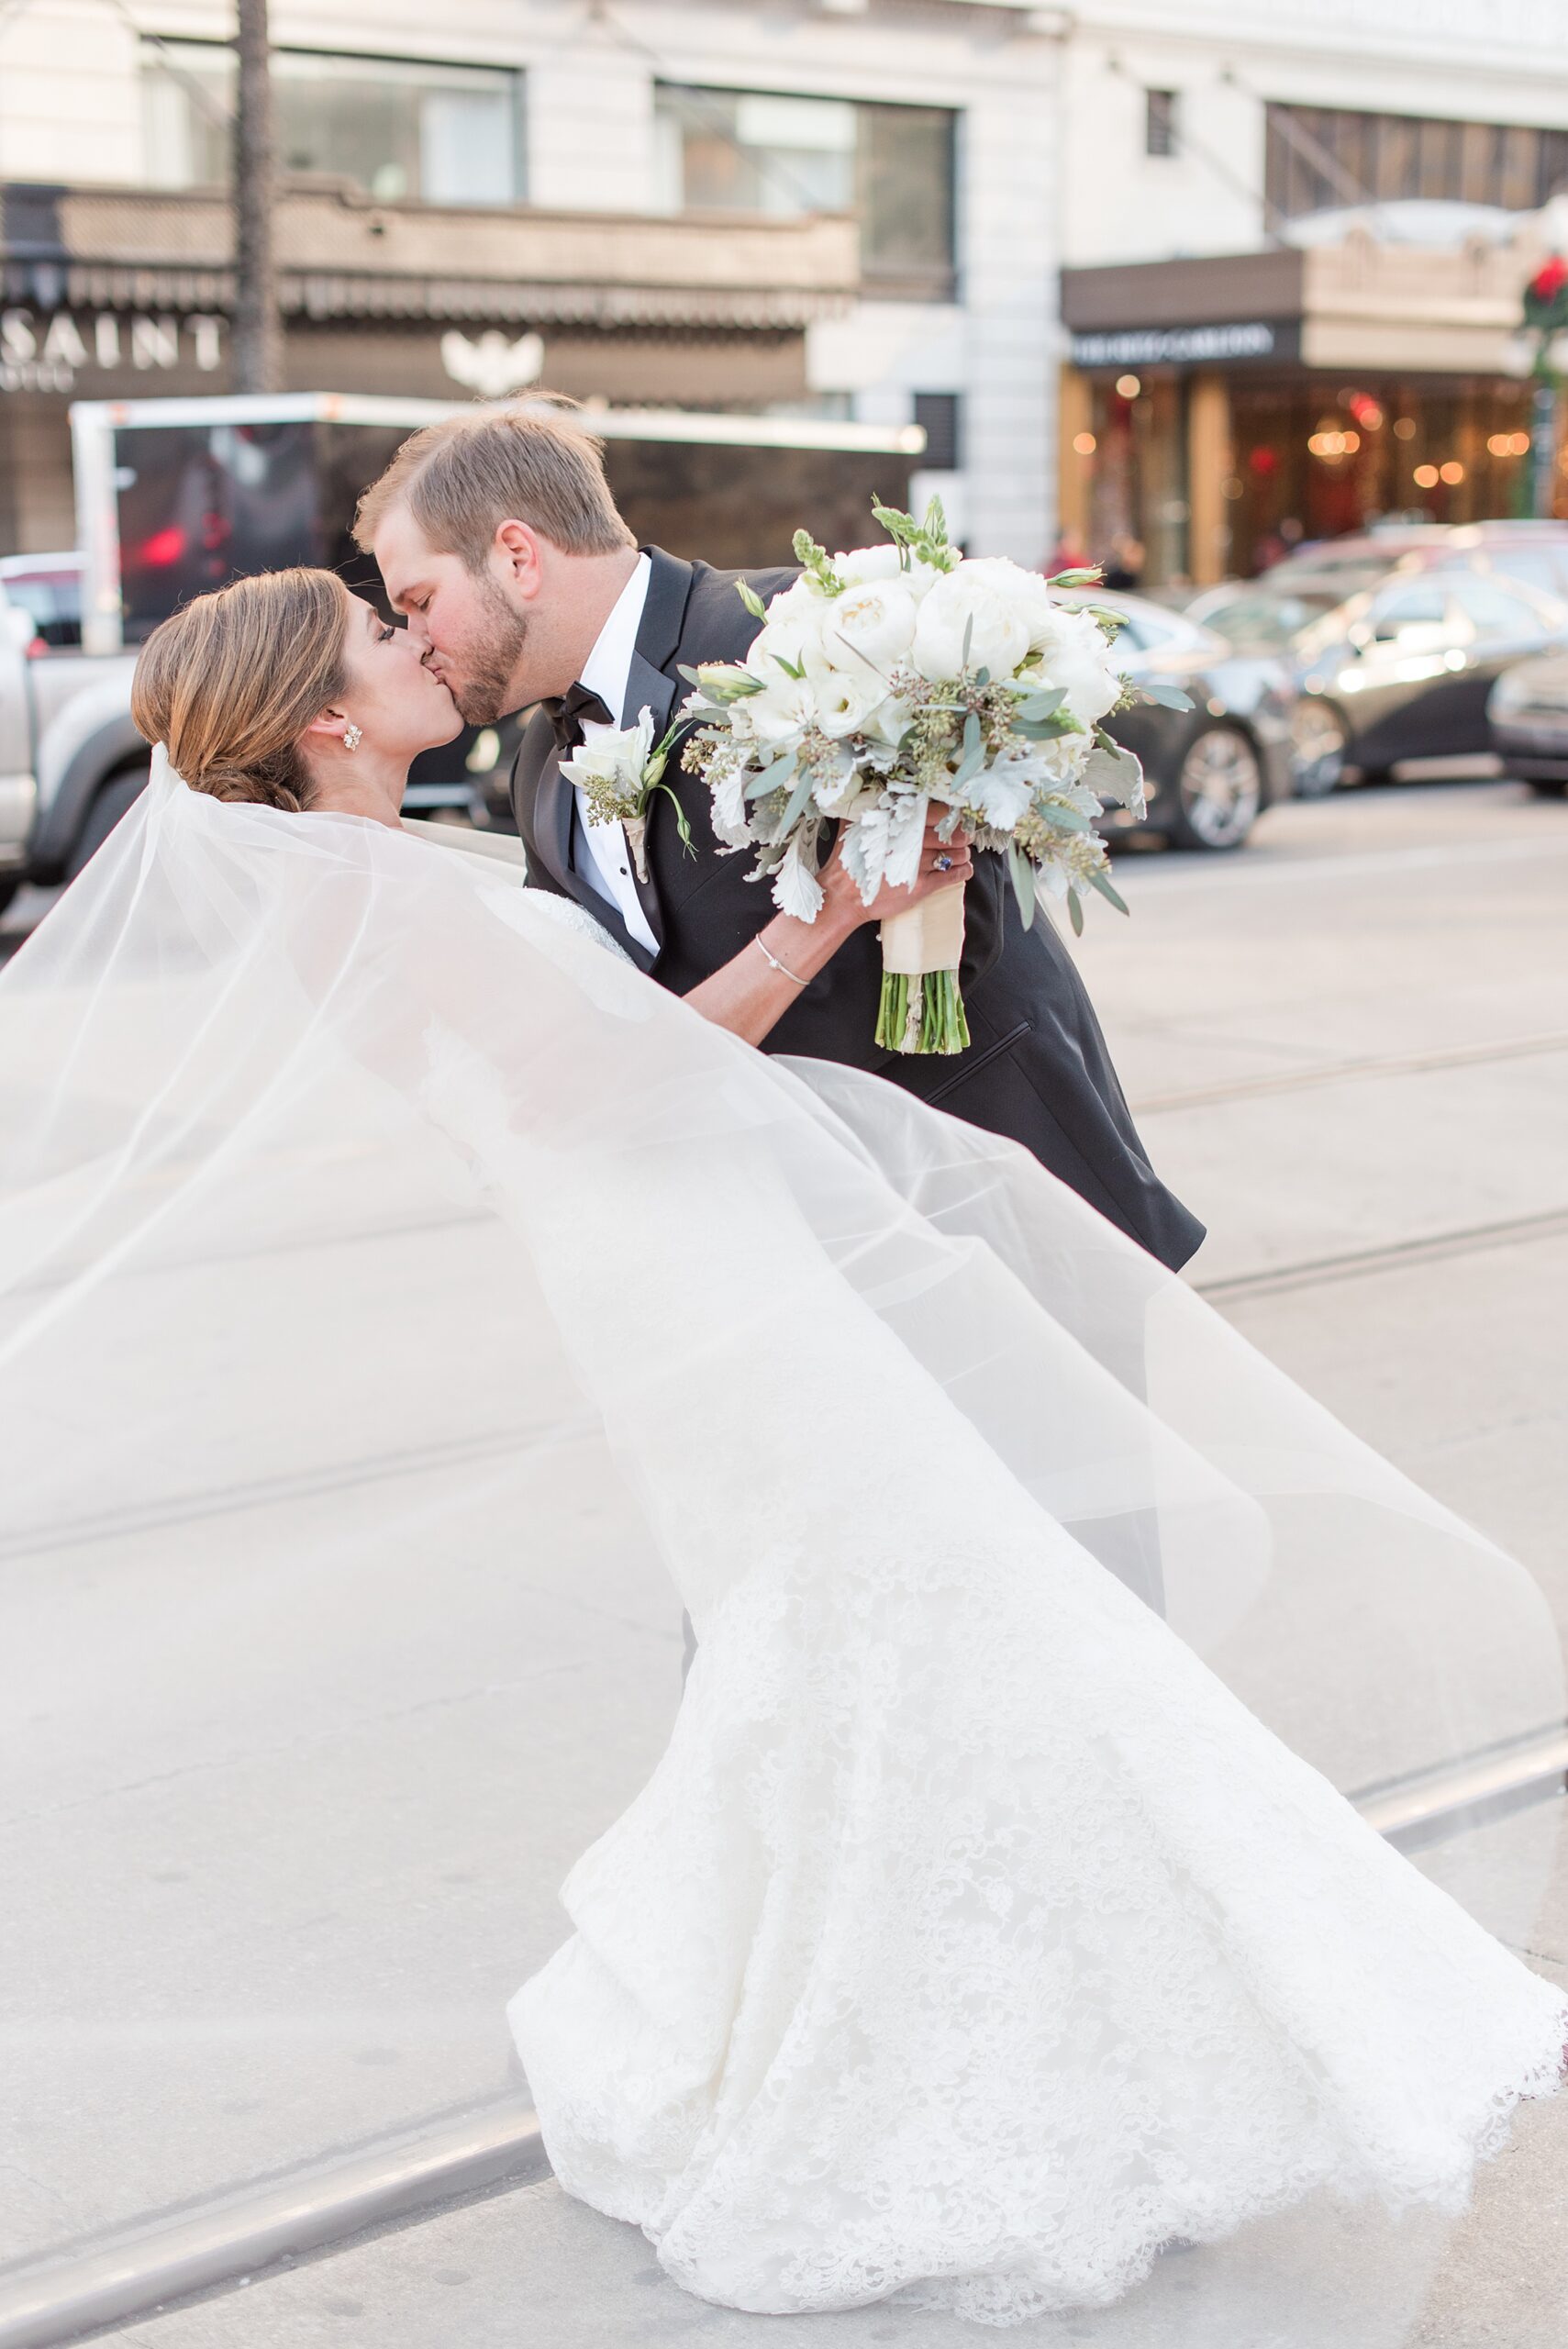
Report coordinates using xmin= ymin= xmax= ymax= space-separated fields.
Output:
xmin=1019 ymin=605 xmax=1124 ymax=729
xmin=831 ymin=543 xmax=904 ymax=585
xmin=817 ymin=576 xmax=919 ymax=675
xmin=911 ymin=563 xmax=1033 ymax=684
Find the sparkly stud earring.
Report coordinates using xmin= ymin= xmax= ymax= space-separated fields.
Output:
xmin=343 ymin=723 xmax=362 ymax=751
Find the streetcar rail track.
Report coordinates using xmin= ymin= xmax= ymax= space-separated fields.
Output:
xmin=6 ymin=1724 xmax=1561 ymax=2348
xmin=1195 ymin=1206 xmax=1568 ymax=1303
xmin=1132 ymin=1029 xmax=1568 ymax=1118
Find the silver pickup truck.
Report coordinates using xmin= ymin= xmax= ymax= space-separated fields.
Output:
xmin=0 ymin=552 xmax=146 ymax=914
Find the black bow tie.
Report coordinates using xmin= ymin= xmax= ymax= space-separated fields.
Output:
xmin=544 ymin=681 xmax=613 ymax=753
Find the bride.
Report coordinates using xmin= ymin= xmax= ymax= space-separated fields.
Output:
xmin=5 ymin=565 xmax=1564 ymax=2333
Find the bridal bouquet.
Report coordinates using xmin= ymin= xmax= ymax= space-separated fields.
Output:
xmin=679 ymin=500 xmax=1187 ymax=1053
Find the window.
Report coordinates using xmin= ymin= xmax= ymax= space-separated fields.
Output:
xmin=1369 ymin=583 xmax=1447 ymax=638
xmin=913 ymin=392 xmax=961 ymax=471
xmin=1265 ymin=102 xmax=1568 ymax=222
xmin=1145 ymin=90 xmax=1177 ymax=160
xmin=654 ymin=85 xmax=956 ymax=295
xmin=141 ymin=43 xmax=524 ymax=206
xmin=1482 ymin=547 xmax=1568 ymax=600
xmin=1450 ymin=575 xmax=1548 ymax=635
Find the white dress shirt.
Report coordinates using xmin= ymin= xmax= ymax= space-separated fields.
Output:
xmin=573 ymin=551 xmax=658 ymax=955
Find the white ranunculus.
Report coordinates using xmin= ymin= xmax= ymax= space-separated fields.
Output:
xmin=911 ymin=564 xmax=1033 ymax=684
xmin=1020 ymin=606 xmax=1124 ymax=729
xmin=817 ymin=576 xmax=918 ymax=676
xmin=802 ymin=649 xmax=887 ymax=738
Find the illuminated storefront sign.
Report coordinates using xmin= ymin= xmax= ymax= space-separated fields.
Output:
xmin=0 ymin=308 xmax=226 ymax=394
xmin=1068 ymin=321 xmax=1296 ymax=369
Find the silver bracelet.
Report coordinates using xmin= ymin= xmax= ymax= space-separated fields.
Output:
xmin=754 ymin=933 xmax=808 ymax=988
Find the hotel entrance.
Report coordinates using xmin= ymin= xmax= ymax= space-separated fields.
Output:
xmin=1059 ymin=236 xmax=1567 ymax=586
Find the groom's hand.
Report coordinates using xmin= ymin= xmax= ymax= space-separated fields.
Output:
xmin=820 ymin=811 xmax=973 ymax=933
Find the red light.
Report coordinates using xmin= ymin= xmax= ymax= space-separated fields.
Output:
xmin=1247 ymin=446 xmax=1280 ymax=475
xmin=137 ymin=527 xmax=186 ymax=568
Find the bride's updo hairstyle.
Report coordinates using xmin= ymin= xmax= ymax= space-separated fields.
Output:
xmin=131 ymin=569 xmax=352 ymax=811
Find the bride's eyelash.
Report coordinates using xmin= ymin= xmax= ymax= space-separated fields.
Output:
xmin=377 ymin=622 xmax=397 ymax=643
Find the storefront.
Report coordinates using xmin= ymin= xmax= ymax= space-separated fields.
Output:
xmin=0 ymin=180 xmax=858 ymax=555
xmin=1058 ymin=239 xmax=1562 ymax=585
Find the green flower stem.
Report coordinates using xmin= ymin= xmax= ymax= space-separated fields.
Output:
xmin=875 ymin=967 xmax=971 ymax=1056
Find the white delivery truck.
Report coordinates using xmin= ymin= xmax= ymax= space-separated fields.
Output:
xmin=0 ymin=392 xmax=923 ymax=908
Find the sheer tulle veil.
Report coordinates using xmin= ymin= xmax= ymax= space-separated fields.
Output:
xmin=0 ymin=755 xmax=1560 ymax=2339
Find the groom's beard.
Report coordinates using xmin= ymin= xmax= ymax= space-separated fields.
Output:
xmin=447 ymin=578 xmax=529 ymax=726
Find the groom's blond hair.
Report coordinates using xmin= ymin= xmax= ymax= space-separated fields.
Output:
xmin=353 ymin=398 xmax=635 ymax=568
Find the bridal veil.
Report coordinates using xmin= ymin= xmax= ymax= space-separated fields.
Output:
xmin=0 ymin=763 xmax=1560 ymax=2341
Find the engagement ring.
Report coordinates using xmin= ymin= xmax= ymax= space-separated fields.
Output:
xmin=934 ymin=853 xmax=954 ymax=872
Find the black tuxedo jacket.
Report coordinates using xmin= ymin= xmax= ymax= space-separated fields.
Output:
xmin=510 ymin=547 xmax=1204 ymax=1271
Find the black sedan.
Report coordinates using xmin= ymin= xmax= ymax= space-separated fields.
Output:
xmin=1070 ymin=591 xmax=1296 ymax=852
xmin=1488 ymin=650 xmax=1568 ymax=797
xmin=1188 ymin=566 xmax=1568 ymax=795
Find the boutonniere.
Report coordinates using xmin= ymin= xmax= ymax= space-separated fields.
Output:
xmin=560 ymin=707 xmax=695 ymax=884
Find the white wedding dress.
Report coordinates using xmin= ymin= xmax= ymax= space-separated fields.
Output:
xmin=3 ymin=772 xmax=1563 ymax=2333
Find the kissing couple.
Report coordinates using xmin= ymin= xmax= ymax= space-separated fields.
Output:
xmin=3 ymin=400 xmax=1562 ymax=2331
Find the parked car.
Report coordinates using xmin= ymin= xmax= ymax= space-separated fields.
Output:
xmin=1063 ymin=590 xmax=1295 ymax=851
xmin=1188 ymin=566 xmax=1568 ymax=795
xmin=1487 ymin=650 xmax=1568 ymax=796
xmin=0 ymin=551 xmax=84 ymax=651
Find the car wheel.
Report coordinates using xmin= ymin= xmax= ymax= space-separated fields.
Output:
xmin=1165 ymin=726 xmax=1263 ymax=852
xmin=1289 ymin=700 xmax=1348 ymax=798
xmin=1525 ymin=777 xmax=1568 ymax=798
xmin=64 ymin=764 xmax=150 ymax=881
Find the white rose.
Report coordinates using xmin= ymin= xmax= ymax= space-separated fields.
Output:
xmin=1021 ymin=606 xmax=1123 ymax=729
xmin=911 ymin=564 xmax=1032 ymax=684
xmin=816 ymin=576 xmax=918 ymax=676
xmin=860 ymin=693 xmax=917 ymax=751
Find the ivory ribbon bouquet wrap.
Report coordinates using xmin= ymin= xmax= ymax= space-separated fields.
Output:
xmin=681 ymin=500 xmax=1190 ymax=1053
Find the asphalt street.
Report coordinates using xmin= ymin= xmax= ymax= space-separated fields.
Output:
xmin=6 ymin=774 xmax=1567 ymax=2347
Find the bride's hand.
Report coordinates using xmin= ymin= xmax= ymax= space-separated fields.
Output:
xmin=819 ymin=810 xmax=974 ymax=932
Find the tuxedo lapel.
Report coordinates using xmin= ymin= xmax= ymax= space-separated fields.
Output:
xmin=518 ymin=719 xmax=657 ymax=973
xmin=617 ymin=551 xmax=697 ymax=954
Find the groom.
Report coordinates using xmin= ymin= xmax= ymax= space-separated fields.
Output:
xmin=357 ymin=402 xmax=1203 ymax=1274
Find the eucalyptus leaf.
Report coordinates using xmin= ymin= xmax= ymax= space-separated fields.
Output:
xmin=1088 ymin=866 xmax=1129 ymax=915
xmin=1040 ymin=803 xmax=1092 ymax=833
xmin=778 ymin=770 xmax=817 ymax=836
xmin=1140 ymin=679 xmax=1196 ymax=711
xmin=1066 ymin=887 xmax=1084 ymax=938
